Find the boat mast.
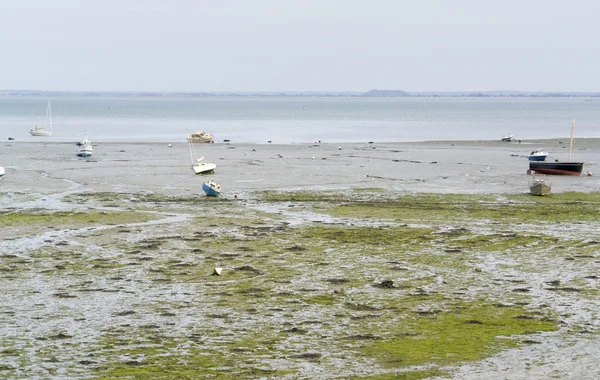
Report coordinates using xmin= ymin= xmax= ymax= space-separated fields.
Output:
xmin=568 ymin=117 xmax=575 ymax=162
xmin=188 ymin=140 xmax=195 ymax=165
xmin=45 ymin=98 xmax=53 ymax=131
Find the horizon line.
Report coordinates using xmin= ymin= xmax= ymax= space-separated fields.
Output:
xmin=2 ymin=89 xmax=600 ymax=96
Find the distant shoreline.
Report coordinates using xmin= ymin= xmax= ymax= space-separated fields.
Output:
xmin=1 ymin=90 xmax=600 ymax=98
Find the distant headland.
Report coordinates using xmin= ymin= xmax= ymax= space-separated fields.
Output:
xmin=1 ymin=89 xmax=599 ymax=98
xmin=362 ymin=89 xmax=410 ymax=97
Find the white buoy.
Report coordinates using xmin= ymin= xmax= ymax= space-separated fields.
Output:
xmin=213 ymin=267 xmax=222 ymax=276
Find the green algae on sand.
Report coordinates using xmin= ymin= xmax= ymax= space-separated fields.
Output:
xmin=4 ymin=190 xmax=598 ymax=379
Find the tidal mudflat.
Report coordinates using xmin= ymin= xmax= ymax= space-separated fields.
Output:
xmin=1 ymin=140 xmax=600 ymax=379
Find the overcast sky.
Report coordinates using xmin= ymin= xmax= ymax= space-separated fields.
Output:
xmin=1 ymin=0 xmax=598 ymax=92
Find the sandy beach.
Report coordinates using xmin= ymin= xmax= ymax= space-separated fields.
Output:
xmin=1 ymin=139 xmax=600 ymax=379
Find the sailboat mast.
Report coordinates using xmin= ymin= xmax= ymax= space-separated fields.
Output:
xmin=49 ymin=99 xmax=53 ymax=131
xmin=45 ymin=99 xmax=52 ymax=131
xmin=188 ymin=140 xmax=195 ymax=165
xmin=568 ymin=118 xmax=575 ymax=162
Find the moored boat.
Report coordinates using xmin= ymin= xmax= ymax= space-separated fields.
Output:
xmin=30 ymin=98 xmax=53 ymax=137
xmin=76 ymin=134 xmax=93 ymax=157
xmin=188 ymin=139 xmax=216 ymax=174
xmin=192 ymin=159 xmax=216 ymax=174
xmin=0 ymin=166 xmax=4 ymax=178
xmin=529 ymin=178 xmax=551 ymax=196
xmin=528 ymin=150 xmax=548 ymax=161
xmin=187 ymin=130 xmax=214 ymax=143
xmin=529 ymin=161 xmax=583 ymax=176
xmin=528 ymin=119 xmax=583 ymax=176
xmin=202 ymin=180 xmax=221 ymax=196
xmin=501 ymin=133 xmax=513 ymax=142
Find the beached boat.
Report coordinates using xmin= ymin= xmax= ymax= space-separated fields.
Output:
xmin=202 ymin=180 xmax=221 ymax=196
xmin=528 ymin=150 xmax=549 ymax=161
xmin=0 ymin=166 xmax=4 ymax=178
xmin=187 ymin=130 xmax=214 ymax=143
xmin=188 ymin=140 xmax=216 ymax=174
xmin=501 ymin=133 xmax=513 ymax=142
xmin=529 ymin=161 xmax=583 ymax=176
xmin=528 ymin=119 xmax=584 ymax=176
xmin=30 ymin=99 xmax=53 ymax=137
xmin=76 ymin=134 xmax=93 ymax=157
xmin=529 ymin=178 xmax=551 ymax=196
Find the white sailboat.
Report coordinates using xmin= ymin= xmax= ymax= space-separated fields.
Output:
xmin=30 ymin=98 xmax=53 ymax=136
xmin=188 ymin=139 xmax=216 ymax=174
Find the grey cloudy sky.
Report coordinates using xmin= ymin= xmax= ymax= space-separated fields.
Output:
xmin=1 ymin=0 xmax=598 ymax=92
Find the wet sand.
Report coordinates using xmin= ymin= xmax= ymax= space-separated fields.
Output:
xmin=1 ymin=138 xmax=599 ymax=198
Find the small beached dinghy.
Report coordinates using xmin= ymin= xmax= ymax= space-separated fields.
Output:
xmin=529 ymin=178 xmax=551 ymax=196
xmin=202 ymin=180 xmax=221 ymax=196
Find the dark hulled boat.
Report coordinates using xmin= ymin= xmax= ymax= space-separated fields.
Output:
xmin=528 ymin=118 xmax=584 ymax=176
xmin=529 ymin=161 xmax=583 ymax=176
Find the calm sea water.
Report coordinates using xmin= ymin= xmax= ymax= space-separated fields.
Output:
xmin=0 ymin=96 xmax=599 ymax=143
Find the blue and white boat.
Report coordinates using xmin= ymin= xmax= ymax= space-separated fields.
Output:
xmin=528 ymin=150 xmax=548 ymax=161
xmin=76 ymin=134 xmax=93 ymax=157
xmin=202 ymin=181 xmax=221 ymax=196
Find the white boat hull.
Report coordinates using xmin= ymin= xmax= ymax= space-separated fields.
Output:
xmin=530 ymin=182 xmax=551 ymax=196
xmin=192 ymin=162 xmax=216 ymax=174
xmin=76 ymin=135 xmax=93 ymax=157
xmin=529 ymin=178 xmax=551 ymax=196
xmin=30 ymin=129 xmax=52 ymax=136
xmin=0 ymin=166 xmax=5 ymax=177
xmin=187 ymin=137 xmax=213 ymax=143
xmin=187 ymin=130 xmax=214 ymax=143
xmin=77 ymin=150 xmax=93 ymax=157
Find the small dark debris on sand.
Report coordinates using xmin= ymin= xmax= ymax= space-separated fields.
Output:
xmin=343 ymin=334 xmax=381 ymax=340
xmin=291 ymin=352 xmax=322 ymax=361
xmin=282 ymin=327 xmax=308 ymax=334
xmin=235 ymin=265 xmax=263 ymax=274
xmin=286 ymin=245 xmax=307 ymax=252
xmin=463 ymin=319 xmax=483 ymax=324
xmin=326 ymin=278 xmax=350 ymax=284
xmin=114 ymin=310 xmax=137 ymax=316
xmin=374 ymin=280 xmax=396 ymax=288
